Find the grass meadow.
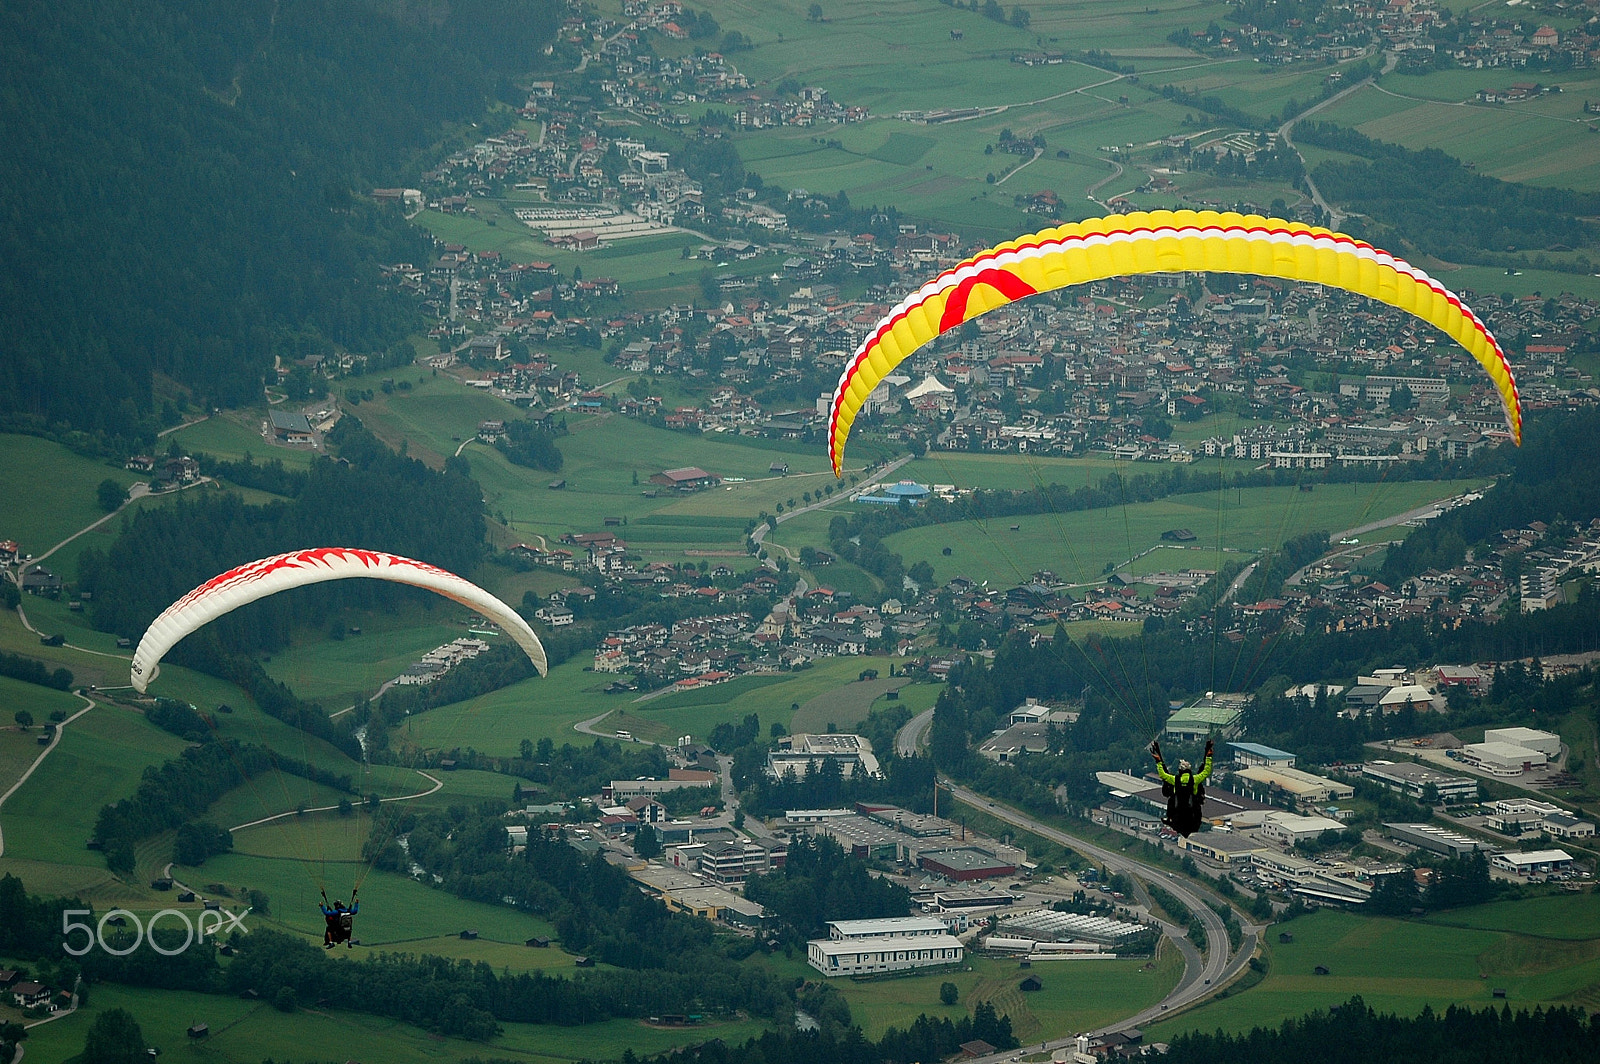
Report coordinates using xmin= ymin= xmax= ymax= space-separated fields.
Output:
xmin=1313 ymin=70 xmax=1600 ymax=192
xmin=874 ymin=478 xmax=1489 ymax=587
xmin=0 ymin=700 xmax=189 ymax=904
xmin=259 ymin=616 xmax=465 ymax=708
xmin=789 ymin=676 xmax=914 ymax=735
xmin=751 ymin=943 xmax=1183 ymax=1041
xmin=168 ymin=412 xmax=319 ymax=469
xmin=398 ymin=655 xmax=898 ymax=756
xmin=13 ymin=981 xmax=773 ymax=1064
xmin=1146 ymin=904 xmax=1600 ymax=1040
xmin=0 ymin=434 xmax=145 ymax=559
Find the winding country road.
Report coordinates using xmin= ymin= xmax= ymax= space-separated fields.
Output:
xmin=1276 ymin=50 xmax=1397 ymax=229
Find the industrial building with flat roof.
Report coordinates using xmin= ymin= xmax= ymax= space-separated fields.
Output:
xmin=1253 ymin=850 xmax=1319 ymax=883
xmin=1180 ymin=832 xmax=1267 ymax=865
xmin=630 ymin=864 xmax=767 ymax=928
xmin=1361 ymin=761 xmax=1480 ymax=803
xmin=1462 ymin=741 xmax=1547 ymax=776
xmin=919 ymin=846 xmax=1016 ymax=881
xmin=808 ymin=916 xmax=964 ymax=976
xmin=1385 ymin=822 xmax=1498 ymax=857
xmin=854 ymin=802 xmax=957 ymax=838
xmin=1484 ymin=727 xmax=1561 ymax=756
xmin=1491 ymin=850 xmax=1574 ymax=876
xmin=1228 ymin=742 xmax=1297 ymax=768
xmin=1260 ymin=812 xmax=1347 ymax=846
xmin=828 ymin=916 xmax=950 ymax=940
xmin=997 ymin=910 xmax=1145 ymax=946
xmin=1234 ymin=765 xmax=1353 ymax=807
xmin=767 ymin=733 xmax=882 ymax=780
xmin=1163 ymin=694 xmax=1249 ymax=740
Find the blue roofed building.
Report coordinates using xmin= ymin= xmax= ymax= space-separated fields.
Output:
xmin=856 ymin=480 xmax=933 ymax=506
xmin=1227 ymin=742 xmax=1296 ymax=768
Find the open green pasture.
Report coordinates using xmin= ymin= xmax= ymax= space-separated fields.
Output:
xmin=1421 ymin=263 xmax=1600 ymax=304
xmin=400 ymin=655 xmax=894 ymax=756
xmin=187 ymin=848 xmax=558 ymax=946
xmin=478 ymin=563 xmax=582 ymax=609
xmin=904 ymin=452 xmax=1193 ymax=492
xmin=169 ymin=411 xmax=319 ymax=469
xmin=876 ymin=478 xmax=1489 ymax=587
xmin=1164 ymin=54 xmax=1385 ymax=126
xmin=259 ymin=614 xmax=464 ymax=708
xmin=1423 ymin=893 xmax=1600 ymax=940
xmin=0 ymin=434 xmax=143 ymax=560
xmin=684 ymin=0 xmax=1229 ymax=100
xmin=468 ymin=421 xmax=842 ymax=543
xmin=1313 ymin=75 xmax=1600 ymax=193
xmin=14 ymin=979 xmax=772 ymax=1064
xmin=19 ymin=593 xmax=139 ymax=658
xmin=1147 ymin=907 xmax=1600 ymax=1040
xmin=789 ymin=676 xmax=915 ymax=735
xmin=397 ymin=658 xmax=621 ymax=755
xmin=0 ymin=702 xmax=188 ymax=868
xmin=802 ymin=557 xmax=887 ymax=603
xmin=0 ymin=673 xmax=84 ymax=729
xmin=814 ymin=945 xmax=1183 ymax=1040
xmin=344 ymin=367 xmax=521 ymax=467
xmin=627 ymin=657 xmax=897 ymax=741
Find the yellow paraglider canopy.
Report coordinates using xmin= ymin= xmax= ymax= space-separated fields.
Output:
xmin=828 ymin=210 xmax=1521 ymax=474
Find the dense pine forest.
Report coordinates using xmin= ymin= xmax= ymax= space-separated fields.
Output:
xmin=0 ymin=0 xmax=559 ymax=448
xmin=76 ymin=417 xmax=488 ymax=654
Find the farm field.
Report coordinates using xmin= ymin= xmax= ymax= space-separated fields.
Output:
xmin=178 ymin=846 xmax=561 ymax=946
xmin=341 ymin=369 xmax=888 ymax=554
xmin=1147 ymin=907 xmax=1600 ymax=1041
xmin=1423 ymin=893 xmax=1600 ymax=940
xmin=1307 ymin=69 xmax=1600 ymax=192
xmin=873 ymin=478 xmax=1490 ymax=587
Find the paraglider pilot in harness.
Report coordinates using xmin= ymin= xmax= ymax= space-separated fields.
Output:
xmin=320 ymin=889 xmax=358 ymax=949
xmin=1149 ymin=738 xmax=1213 ymax=837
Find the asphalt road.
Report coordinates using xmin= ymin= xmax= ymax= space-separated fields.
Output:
xmin=895 ymin=706 xmax=935 ymax=757
xmin=942 ymin=781 xmax=1258 ymax=1052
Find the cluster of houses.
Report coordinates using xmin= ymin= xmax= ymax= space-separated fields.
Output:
xmin=1173 ymin=0 xmax=1600 ymax=71
xmin=394 ymin=637 xmax=491 ymax=687
xmin=122 ymin=452 xmax=202 ymax=488
xmin=1222 ymin=515 xmax=1600 ymax=646
xmin=1 ymin=540 xmax=65 ymax=599
xmin=1 ymin=968 xmax=68 ymax=1015
xmin=575 ymin=272 xmax=1595 ymax=472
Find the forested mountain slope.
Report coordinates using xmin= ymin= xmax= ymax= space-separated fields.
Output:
xmin=0 ymin=0 xmax=557 ymax=447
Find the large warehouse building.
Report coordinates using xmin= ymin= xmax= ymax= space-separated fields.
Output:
xmin=1483 ymin=727 xmax=1561 ymax=757
xmin=1462 ymin=741 xmax=1548 ymax=776
xmin=1385 ymin=822 xmax=1497 ymax=857
xmin=918 ymin=846 xmax=1016 ymax=882
xmin=1362 ymin=760 xmax=1480 ymax=803
xmin=807 ymin=917 xmax=964 ymax=977
xmin=1234 ymin=765 xmax=1353 ymax=807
